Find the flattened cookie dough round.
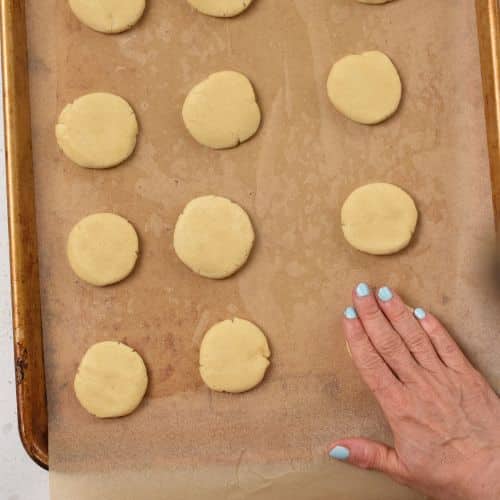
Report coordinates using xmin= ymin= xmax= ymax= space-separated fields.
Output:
xmin=67 ymin=213 xmax=139 ymax=286
xmin=56 ymin=93 xmax=138 ymax=169
xmin=327 ymin=51 xmax=402 ymax=125
xmin=74 ymin=341 xmax=148 ymax=418
xmin=186 ymin=0 xmax=252 ymax=17
xmin=199 ymin=318 xmax=271 ymax=393
xmin=68 ymin=0 xmax=146 ymax=34
xmin=174 ymin=195 xmax=255 ymax=279
xmin=182 ymin=71 xmax=261 ymax=149
xmin=342 ymin=183 xmax=418 ymax=255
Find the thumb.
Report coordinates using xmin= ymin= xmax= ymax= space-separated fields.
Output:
xmin=329 ymin=438 xmax=406 ymax=479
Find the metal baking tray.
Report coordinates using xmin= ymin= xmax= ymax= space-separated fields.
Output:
xmin=1 ymin=0 xmax=499 ymax=470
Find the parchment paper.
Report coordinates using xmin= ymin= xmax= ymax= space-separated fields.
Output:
xmin=25 ymin=0 xmax=500 ymax=498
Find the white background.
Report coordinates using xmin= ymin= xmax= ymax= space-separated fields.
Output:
xmin=0 ymin=74 xmax=50 ymax=497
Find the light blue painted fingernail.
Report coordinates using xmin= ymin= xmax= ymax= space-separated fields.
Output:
xmin=378 ymin=286 xmax=393 ymax=302
xmin=329 ymin=446 xmax=350 ymax=461
xmin=344 ymin=307 xmax=358 ymax=319
xmin=414 ymin=308 xmax=427 ymax=320
xmin=356 ymin=283 xmax=370 ymax=297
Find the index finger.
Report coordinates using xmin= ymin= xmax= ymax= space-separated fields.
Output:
xmin=343 ymin=307 xmax=402 ymax=401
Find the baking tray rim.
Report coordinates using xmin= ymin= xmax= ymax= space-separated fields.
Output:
xmin=1 ymin=0 xmax=499 ymax=471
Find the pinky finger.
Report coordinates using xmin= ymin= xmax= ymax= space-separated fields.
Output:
xmin=413 ymin=308 xmax=472 ymax=372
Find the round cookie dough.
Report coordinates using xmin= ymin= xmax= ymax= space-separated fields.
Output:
xmin=67 ymin=213 xmax=139 ymax=286
xmin=68 ymin=0 xmax=146 ymax=34
xmin=327 ymin=51 xmax=402 ymax=125
xmin=186 ymin=0 xmax=252 ymax=17
xmin=182 ymin=71 xmax=261 ymax=149
xmin=199 ymin=318 xmax=271 ymax=393
xmin=56 ymin=93 xmax=138 ymax=168
xmin=341 ymin=183 xmax=418 ymax=255
xmin=74 ymin=341 xmax=148 ymax=418
xmin=173 ymin=195 xmax=255 ymax=279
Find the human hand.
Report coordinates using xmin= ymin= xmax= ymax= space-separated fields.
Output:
xmin=329 ymin=284 xmax=500 ymax=500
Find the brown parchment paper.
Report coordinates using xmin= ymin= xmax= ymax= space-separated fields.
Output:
xmin=25 ymin=0 xmax=500 ymax=498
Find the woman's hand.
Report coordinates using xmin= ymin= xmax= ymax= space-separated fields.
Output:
xmin=329 ymin=284 xmax=500 ymax=500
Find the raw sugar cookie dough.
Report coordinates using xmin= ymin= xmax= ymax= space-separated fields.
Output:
xmin=341 ymin=183 xmax=418 ymax=255
xmin=68 ymin=0 xmax=146 ymax=33
xmin=186 ymin=0 xmax=252 ymax=17
xmin=174 ymin=195 xmax=255 ymax=279
xmin=74 ymin=341 xmax=148 ymax=418
xmin=67 ymin=213 xmax=139 ymax=286
xmin=327 ymin=51 xmax=402 ymax=125
xmin=56 ymin=93 xmax=138 ymax=169
xmin=182 ymin=71 xmax=261 ymax=149
xmin=199 ymin=318 xmax=271 ymax=393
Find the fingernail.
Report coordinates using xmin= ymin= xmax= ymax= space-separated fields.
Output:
xmin=356 ymin=283 xmax=370 ymax=297
xmin=329 ymin=446 xmax=350 ymax=461
xmin=378 ymin=286 xmax=393 ymax=302
xmin=414 ymin=308 xmax=426 ymax=320
xmin=344 ymin=306 xmax=358 ymax=319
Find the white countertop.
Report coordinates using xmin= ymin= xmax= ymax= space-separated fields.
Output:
xmin=0 ymin=76 xmax=49 ymax=498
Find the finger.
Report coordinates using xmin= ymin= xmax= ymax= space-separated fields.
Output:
xmin=376 ymin=287 xmax=443 ymax=371
xmin=413 ymin=308 xmax=472 ymax=372
xmin=328 ymin=438 xmax=407 ymax=481
xmin=353 ymin=283 xmax=420 ymax=382
xmin=343 ymin=308 xmax=402 ymax=400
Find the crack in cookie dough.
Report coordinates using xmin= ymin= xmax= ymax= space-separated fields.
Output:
xmin=68 ymin=0 xmax=146 ymax=33
xmin=356 ymin=0 xmax=396 ymax=4
xmin=182 ymin=71 xmax=261 ymax=149
xmin=199 ymin=318 xmax=271 ymax=393
xmin=186 ymin=0 xmax=253 ymax=18
xmin=56 ymin=92 xmax=139 ymax=169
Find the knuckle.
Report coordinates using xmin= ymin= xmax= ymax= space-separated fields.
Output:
xmin=427 ymin=322 xmax=448 ymax=342
xmin=365 ymin=312 xmax=385 ymax=326
xmin=407 ymin=332 xmax=429 ymax=353
xmin=347 ymin=324 xmax=366 ymax=342
xmin=372 ymin=378 xmax=399 ymax=399
xmin=466 ymin=371 xmax=489 ymax=394
xmin=389 ymin=305 xmax=409 ymax=324
xmin=348 ymin=335 xmax=369 ymax=356
xmin=359 ymin=447 xmax=381 ymax=470
xmin=377 ymin=334 xmax=404 ymax=357
xmin=362 ymin=351 xmax=384 ymax=371
xmin=361 ymin=303 xmax=384 ymax=323
xmin=440 ymin=340 xmax=459 ymax=357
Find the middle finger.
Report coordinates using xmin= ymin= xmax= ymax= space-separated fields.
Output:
xmin=375 ymin=286 xmax=443 ymax=371
xmin=353 ymin=283 xmax=420 ymax=382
